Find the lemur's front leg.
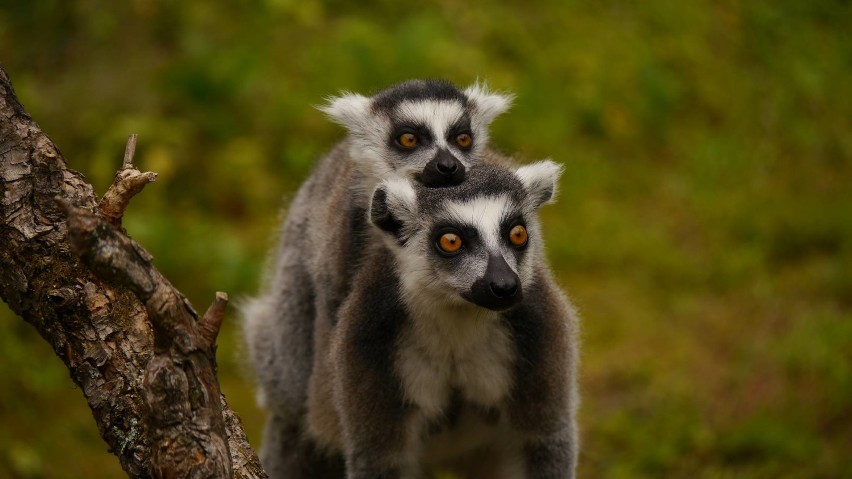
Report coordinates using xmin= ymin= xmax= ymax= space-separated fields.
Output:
xmin=334 ymin=334 xmax=417 ymax=479
xmin=337 ymin=383 xmax=415 ymax=479
xmin=521 ymin=428 xmax=577 ymax=478
xmin=506 ymin=276 xmax=580 ymax=478
xmin=332 ymin=276 xmax=419 ymax=479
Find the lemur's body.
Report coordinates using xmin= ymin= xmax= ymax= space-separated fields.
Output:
xmin=247 ymin=160 xmax=579 ymax=477
xmin=332 ymin=251 xmax=577 ymax=478
xmin=328 ymin=163 xmax=578 ymax=478
xmin=242 ymin=80 xmax=519 ymax=477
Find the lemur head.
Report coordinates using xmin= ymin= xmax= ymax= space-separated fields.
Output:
xmin=319 ymin=80 xmax=513 ymax=187
xmin=369 ymin=161 xmax=562 ymax=312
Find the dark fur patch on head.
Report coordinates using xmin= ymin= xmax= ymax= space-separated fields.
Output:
xmin=372 ymin=80 xmax=467 ymax=112
xmin=414 ymin=164 xmax=526 ymax=214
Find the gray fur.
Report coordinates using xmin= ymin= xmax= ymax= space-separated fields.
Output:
xmin=242 ymin=80 xmax=515 ymax=478
xmin=325 ymin=163 xmax=580 ymax=478
xmin=247 ymin=158 xmax=579 ymax=477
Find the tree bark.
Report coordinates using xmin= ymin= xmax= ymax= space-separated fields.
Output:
xmin=0 ymin=62 xmax=267 ymax=478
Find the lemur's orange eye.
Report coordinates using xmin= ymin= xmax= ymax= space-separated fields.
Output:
xmin=398 ymin=133 xmax=418 ymax=148
xmin=455 ymin=133 xmax=472 ymax=149
xmin=509 ymin=225 xmax=528 ymax=247
xmin=438 ymin=233 xmax=463 ymax=253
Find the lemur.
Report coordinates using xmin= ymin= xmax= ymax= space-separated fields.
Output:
xmin=318 ymin=162 xmax=578 ymax=478
xmin=242 ymin=80 xmax=517 ymax=477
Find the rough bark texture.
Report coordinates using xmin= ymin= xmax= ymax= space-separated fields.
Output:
xmin=0 ymin=62 xmax=267 ymax=479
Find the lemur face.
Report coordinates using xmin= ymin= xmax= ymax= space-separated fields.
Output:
xmin=320 ymin=80 xmax=513 ymax=187
xmin=370 ymin=161 xmax=563 ymax=311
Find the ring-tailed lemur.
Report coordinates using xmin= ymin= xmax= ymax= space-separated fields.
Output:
xmin=242 ymin=80 xmax=516 ymax=477
xmin=317 ymin=161 xmax=579 ymax=478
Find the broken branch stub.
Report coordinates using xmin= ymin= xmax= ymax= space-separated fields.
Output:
xmin=98 ymin=134 xmax=158 ymax=229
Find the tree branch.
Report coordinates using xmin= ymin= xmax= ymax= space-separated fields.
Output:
xmin=201 ymin=292 xmax=229 ymax=350
xmin=0 ymin=62 xmax=266 ymax=478
xmin=62 ymin=199 xmax=233 ymax=477
xmin=98 ymin=134 xmax=158 ymax=229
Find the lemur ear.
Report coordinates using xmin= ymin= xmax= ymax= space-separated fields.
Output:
xmin=464 ymin=82 xmax=514 ymax=125
xmin=515 ymin=159 xmax=564 ymax=208
xmin=317 ymin=93 xmax=371 ymax=132
xmin=370 ymin=177 xmax=418 ymax=238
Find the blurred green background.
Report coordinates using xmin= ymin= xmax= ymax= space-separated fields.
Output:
xmin=1 ymin=1 xmax=850 ymax=477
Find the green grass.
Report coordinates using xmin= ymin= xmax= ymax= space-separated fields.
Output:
xmin=1 ymin=0 xmax=850 ymax=477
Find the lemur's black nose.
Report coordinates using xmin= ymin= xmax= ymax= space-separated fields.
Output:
xmin=419 ymin=148 xmax=465 ymax=187
xmin=436 ymin=155 xmax=458 ymax=174
xmin=490 ymin=278 xmax=518 ymax=298
xmin=465 ymin=255 xmax=522 ymax=311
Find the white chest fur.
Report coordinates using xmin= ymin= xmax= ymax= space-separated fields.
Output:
xmin=395 ymin=304 xmax=516 ymax=418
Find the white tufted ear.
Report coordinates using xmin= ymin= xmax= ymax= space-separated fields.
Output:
xmin=317 ymin=93 xmax=371 ymax=132
xmin=515 ymin=159 xmax=564 ymax=208
xmin=464 ymin=82 xmax=514 ymax=125
xmin=370 ymin=176 xmax=418 ymax=237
